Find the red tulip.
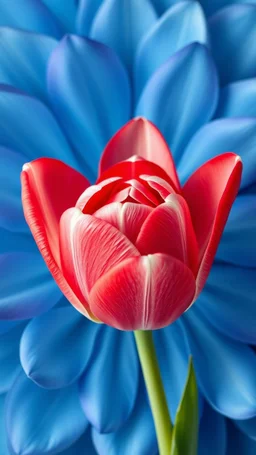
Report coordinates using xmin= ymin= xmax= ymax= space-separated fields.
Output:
xmin=21 ymin=118 xmax=242 ymax=330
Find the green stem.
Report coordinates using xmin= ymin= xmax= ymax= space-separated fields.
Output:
xmin=134 ymin=330 xmax=173 ymax=455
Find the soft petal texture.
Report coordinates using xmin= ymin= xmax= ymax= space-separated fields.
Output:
xmin=0 ymin=0 xmax=62 ymax=38
xmin=198 ymin=402 xmax=226 ymax=455
xmin=183 ymin=153 xmax=242 ymax=297
xmin=89 ymin=253 xmax=196 ymax=330
xmin=197 ymin=263 xmax=256 ymax=344
xmin=60 ymin=210 xmax=139 ymax=308
xmin=20 ymin=307 xmax=101 ymax=389
xmin=215 ymin=79 xmax=256 ymax=118
xmin=182 ymin=307 xmax=256 ymax=419
xmin=0 ymin=395 xmax=8 ymax=455
xmin=0 ymin=252 xmax=60 ymax=319
xmin=0 ymin=147 xmax=28 ymax=232
xmin=99 ymin=118 xmax=180 ymax=189
xmin=226 ymin=420 xmax=256 ymax=455
xmin=48 ymin=35 xmax=131 ymax=181
xmin=216 ymin=194 xmax=256 ymax=267
xmin=179 ymin=118 xmax=256 ymax=188
xmin=76 ymin=0 xmax=103 ymax=36
xmin=136 ymin=195 xmax=199 ymax=274
xmin=136 ymin=43 xmax=219 ymax=162
xmin=92 ymin=381 xmax=157 ymax=455
xmin=0 ymin=28 xmax=57 ymax=101
xmin=21 ymin=158 xmax=94 ymax=319
xmin=42 ymin=0 xmax=77 ymax=31
xmin=94 ymin=202 xmax=153 ymax=244
xmin=234 ymin=417 xmax=256 ymax=442
xmin=6 ymin=373 xmax=88 ymax=455
xmin=61 ymin=428 xmax=97 ymax=455
xmin=0 ymin=86 xmax=78 ymax=168
xmin=135 ymin=1 xmax=208 ymax=97
xmin=199 ymin=0 xmax=256 ymax=17
xmin=76 ymin=177 xmax=121 ymax=213
xmin=0 ymin=323 xmax=25 ymax=393
xmin=90 ymin=0 xmax=157 ymax=73
xmin=79 ymin=328 xmax=139 ymax=433
xmin=209 ymin=5 xmax=256 ymax=85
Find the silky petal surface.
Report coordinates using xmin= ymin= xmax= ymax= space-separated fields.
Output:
xmin=198 ymin=402 xmax=226 ymax=455
xmin=6 ymin=373 xmax=88 ymax=455
xmin=0 ymin=252 xmax=60 ymax=319
xmin=183 ymin=153 xmax=242 ymax=297
xmin=48 ymin=35 xmax=131 ymax=181
xmin=42 ymin=0 xmax=77 ymax=32
xmin=61 ymin=428 xmax=97 ymax=455
xmin=209 ymin=5 xmax=256 ymax=86
xmin=20 ymin=307 xmax=101 ymax=389
xmin=199 ymin=0 xmax=256 ymax=17
xmin=90 ymin=0 xmax=157 ymax=73
xmin=197 ymin=263 xmax=256 ymax=344
xmin=0 ymin=28 xmax=57 ymax=102
xmin=179 ymin=118 xmax=256 ymax=189
xmin=234 ymin=416 xmax=256 ymax=442
xmin=89 ymin=254 xmax=195 ymax=330
xmin=182 ymin=307 xmax=256 ymax=419
xmin=136 ymin=43 xmax=218 ymax=162
xmin=226 ymin=420 xmax=256 ymax=455
xmin=99 ymin=118 xmax=180 ymax=188
xmin=135 ymin=1 xmax=208 ymax=97
xmin=215 ymin=79 xmax=256 ymax=119
xmin=0 ymin=0 xmax=62 ymax=38
xmin=79 ymin=327 xmax=139 ymax=433
xmin=0 ymin=86 xmax=78 ymax=168
xmin=0 ymin=322 xmax=25 ymax=393
xmin=92 ymin=380 xmax=157 ymax=455
xmin=76 ymin=0 xmax=103 ymax=36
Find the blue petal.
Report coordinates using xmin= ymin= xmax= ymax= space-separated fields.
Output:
xmin=0 ymin=394 xmax=8 ymax=455
xmin=20 ymin=307 xmax=101 ymax=389
xmin=0 ymin=252 xmax=61 ymax=320
xmin=60 ymin=428 xmax=97 ymax=455
xmin=0 ymin=227 xmax=36 ymax=254
xmin=0 ymin=322 xmax=24 ymax=393
xmin=199 ymin=0 xmax=256 ymax=17
xmin=215 ymin=79 xmax=256 ymax=119
xmin=0 ymin=147 xmax=28 ymax=232
xmin=197 ymin=263 xmax=256 ymax=344
xmin=198 ymin=402 xmax=226 ymax=455
xmin=209 ymin=5 xmax=256 ymax=85
xmin=227 ymin=420 xmax=256 ymax=455
xmin=79 ymin=327 xmax=138 ymax=433
xmin=92 ymin=381 xmax=158 ymax=455
xmin=0 ymin=0 xmax=62 ymax=38
xmin=0 ymin=29 xmax=57 ymax=102
xmin=0 ymin=319 xmax=20 ymax=336
xmin=90 ymin=0 xmax=157 ymax=73
xmin=47 ymin=35 xmax=131 ymax=182
xmin=178 ymin=118 xmax=256 ymax=188
xmin=150 ymin=0 xmax=181 ymax=15
xmin=6 ymin=372 xmax=88 ymax=455
xmin=135 ymin=1 xmax=209 ymax=98
xmin=234 ymin=417 xmax=256 ymax=442
xmin=76 ymin=0 xmax=103 ymax=36
xmin=181 ymin=306 xmax=256 ymax=418
xmin=136 ymin=43 xmax=218 ymax=163
xmin=41 ymin=0 xmax=77 ymax=32
xmin=154 ymin=320 xmax=203 ymax=421
xmin=0 ymin=85 xmax=78 ymax=169
xmin=216 ymin=194 xmax=256 ymax=267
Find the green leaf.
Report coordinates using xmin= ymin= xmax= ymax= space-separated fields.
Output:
xmin=170 ymin=357 xmax=199 ymax=455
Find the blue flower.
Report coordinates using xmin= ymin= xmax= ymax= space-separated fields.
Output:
xmin=0 ymin=1 xmax=256 ymax=454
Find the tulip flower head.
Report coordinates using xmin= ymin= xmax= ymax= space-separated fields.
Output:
xmin=22 ymin=118 xmax=242 ymax=330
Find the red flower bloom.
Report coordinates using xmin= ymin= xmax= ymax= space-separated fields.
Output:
xmin=21 ymin=118 xmax=242 ymax=330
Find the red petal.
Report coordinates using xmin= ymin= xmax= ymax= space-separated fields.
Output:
xmin=98 ymin=118 xmax=181 ymax=190
xmin=183 ymin=153 xmax=242 ymax=298
xmin=76 ymin=177 xmax=121 ymax=213
xmin=94 ymin=202 xmax=153 ymax=243
xmin=21 ymin=158 xmax=95 ymax=319
xmin=140 ymin=175 xmax=175 ymax=200
xmin=136 ymin=195 xmax=199 ymax=275
xmin=59 ymin=209 xmax=140 ymax=303
xmin=89 ymin=253 xmax=196 ymax=330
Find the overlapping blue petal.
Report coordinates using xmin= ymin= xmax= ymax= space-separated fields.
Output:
xmin=215 ymin=79 xmax=256 ymax=119
xmin=0 ymin=322 xmax=24 ymax=393
xmin=226 ymin=420 xmax=256 ymax=455
xmin=76 ymin=0 xmax=103 ymax=36
xmin=198 ymin=402 xmax=226 ymax=455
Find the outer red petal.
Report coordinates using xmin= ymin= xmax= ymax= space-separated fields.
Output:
xmin=98 ymin=118 xmax=181 ymax=190
xmin=183 ymin=153 xmax=242 ymax=298
xmin=59 ymin=209 xmax=140 ymax=304
xmin=89 ymin=253 xmax=196 ymax=330
xmin=21 ymin=158 xmax=95 ymax=319
xmin=136 ymin=195 xmax=199 ymax=275
xmin=94 ymin=202 xmax=153 ymax=244
xmin=76 ymin=177 xmax=121 ymax=213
